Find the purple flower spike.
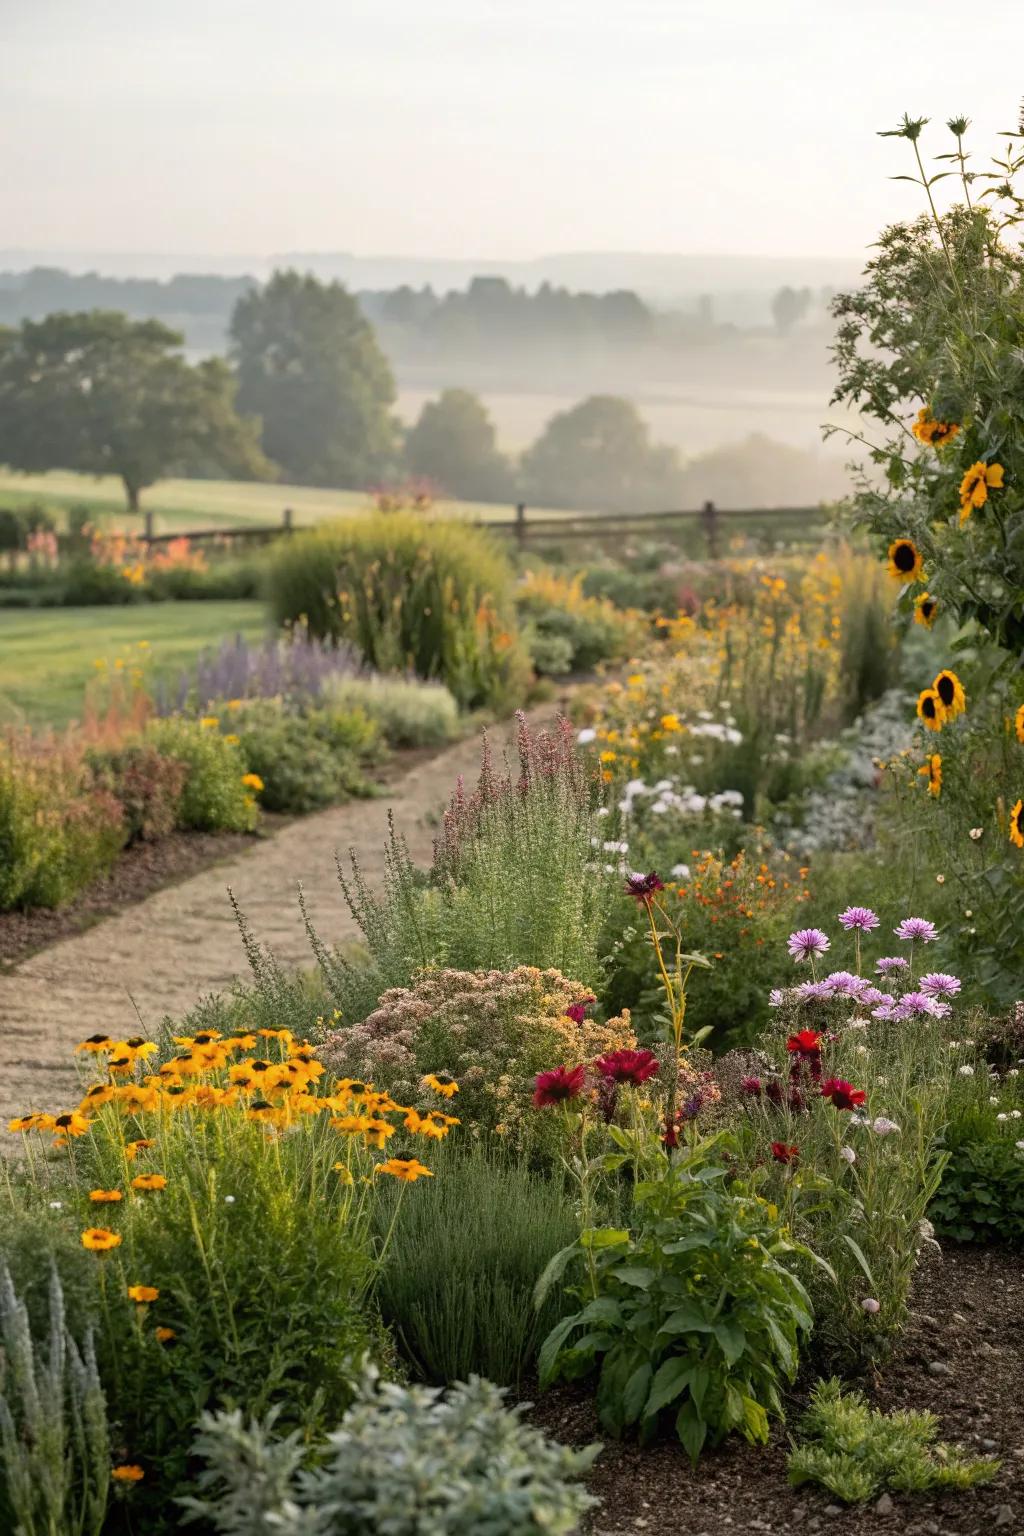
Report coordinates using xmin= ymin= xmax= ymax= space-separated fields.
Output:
xmin=876 ymin=956 xmax=909 ymax=976
xmin=919 ymin=972 xmax=962 ymax=999
xmin=838 ymin=906 xmax=880 ymax=932
xmin=788 ymin=928 xmax=831 ymax=964
xmin=894 ymin=917 xmax=938 ymax=944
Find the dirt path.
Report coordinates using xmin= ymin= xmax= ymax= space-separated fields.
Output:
xmin=0 ymin=715 xmax=539 ymax=1124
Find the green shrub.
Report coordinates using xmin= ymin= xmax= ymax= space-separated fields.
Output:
xmin=266 ymin=513 xmax=529 ymax=709
xmin=145 ymin=717 xmax=258 ymax=832
xmin=86 ymin=743 xmax=188 ymax=842
xmin=788 ymin=1378 xmax=998 ymax=1503
xmin=373 ymin=1142 xmax=576 ymax=1386
xmin=182 ymin=1369 xmax=600 ymax=1536
xmin=930 ymin=1138 xmax=1024 ymax=1245
xmin=0 ymin=738 xmax=126 ymax=910
xmin=322 ymin=674 xmax=460 ymax=748
xmin=228 ymin=699 xmax=379 ymax=815
xmin=516 ymin=570 xmax=646 ymax=675
xmin=0 ymin=1264 xmax=110 ymax=1536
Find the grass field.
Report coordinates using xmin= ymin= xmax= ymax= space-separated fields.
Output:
xmin=0 ymin=601 xmax=268 ymax=727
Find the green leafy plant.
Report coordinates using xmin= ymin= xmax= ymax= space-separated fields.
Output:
xmin=930 ymin=1137 xmax=1024 ymax=1244
xmin=86 ymin=742 xmax=187 ymax=843
xmin=229 ymin=698 xmax=379 ymax=815
xmin=788 ymin=1377 xmax=998 ymax=1502
xmin=322 ymin=674 xmax=461 ymax=747
xmin=145 ymin=716 xmax=258 ymax=832
xmin=181 ymin=1367 xmax=600 ymax=1536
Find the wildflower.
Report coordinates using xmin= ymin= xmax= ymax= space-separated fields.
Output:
xmin=331 ymin=1114 xmax=373 ymax=1135
xmin=820 ymin=1078 xmax=866 ymax=1111
xmin=795 ymin=980 xmax=835 ymax=1003
xmin=839 ymin=1145 xmax=856 ymax=1164
xmin=911 ymin=407 xmax=960 ymax=448
xmin=771 ymin=1141 xmax=799 ymax=1164
xmin=595 ymin=1048 xmax=660 ymax=1086
xmin=786 ymin=1029 xmax=823 ymax=1056
xmin=124 ymin=1138 xmax=155 ymax=1159
xmin=1016 ymin=703 xmax=1024 ymax=744
xmin=933 ymin=669 xmax=966 ymax=719
xmin=362 ymin=1118 xmax=396 ymax=1149
xmin=564 ymin=995 xmax=596 ymax=1024
xmin=876 ymin=955 xmax=909 ymax=975
xmin=155 ymin=1327 xmax=176 ymax=1343
xmin=533 ymin=1064 xmax=587 ymax=1107
xmin=898 ymin=991 xmax=944 ymax=1018
xmin=377 ymin=1157 xmax=433 ymax=1182
xmin=957 ymin=1064 xmax=975 ymax=1076
xmin=894 ymin=917 xmax=937 ymax=943
xmin=916 ymin=688 xmax=944 ymax=732
xmin=130 ymin=1174 xmax=167 ymax=1193
xmin=199 ymin=715 xmax=219 ymax=729
xmin=577 ymin=727 xmax=596 ymax=744
xmin=52 ymin=1111 xmax=91 ymax=1138
xmin=919 ymin=971 xmax=961 ymax=998
xmin=861 ymin=1297 xmax=881 ymax=1315
xmin=825 ymin=971 xmax=869 ymax=999
xmin=333 ymin=1163 xmax=355 ymax=1186
xmin=914 ymin=592 xmax=938 ymax=628
xmin=740 ymin=1076 xmax=763 ymax=1096
xmin=76 ymin=1034 xmax=113 ymax=1053
xmin=887 ymin=538 xmax=923 ymax=583
xmin=918 ymin=754 xmax=942 ymax=797
xmin=127 ymin=1285 xmax=159 ymax=1304
xmin=958 ymin=459 xmax=1004 ymax=521
xmin=89 ymin=1189 xmax=123 ymax=1204
xmin=871 ymin=1117 xmax=901 ymax=1136
xmin=837 ymin=906 xmax=879 ymax=932
xmin=82 ymin=1229 xmax=122 ymax=1252
xmin=624 ymin=871 xmax=665 ymax=903
xmin=1010 ymin=799 xmax=1024 ymax=849
xmin=8 ymin=1113 xmax=55 ymax=1134
xmin=241 ymin=773 xmax=264 ymax=791
xmin=787 ymin=927 xmax=830 ymax=963
xmin=111 ymin=1466 xmax=144 ymax=1483
xmin=768 ymin=988 xmax=786 ymax=1008
xmin=422 ymin=1072 xmax=459 ymax=1098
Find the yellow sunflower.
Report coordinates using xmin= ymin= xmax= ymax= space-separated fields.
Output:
xmin=422 ymin=1072 xmax=459 ymax=1099
xmin=911 ymin=407 xmax=960 ymax=448
xmin=933 ymin=669 xmax=966 ymax=719
xmin=89 ymin=1189 xmax=123 ymax=1204
xmin=1011 ymin=799 xmax=1024 ymax=849
xmin=913 ymin=593 xmax=938 ymax=628
xmin=887 ymin=539 xmax=924 ymax=583
xmin=959 ymin=460 xmax=1004 ymax=522
xmin=916 ymin=689 xmax=945 ymax=732
xmin=917 ymin=754 xmax=942 ymax=798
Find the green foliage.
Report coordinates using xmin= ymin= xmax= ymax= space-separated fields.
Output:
xmin=373 ymin=1142 xmax=577 ymax=1386
xmin=931 ymin=1137 xmax=1024 ymax=1245
xmin=86 ymin=743 xmax=187 ymax=842
xmin=229 ymin=698 xmax=379 ymax=815
xmin=182 ymin=1369 xmax=600 ymax=1536
xmin=145 ymin=717 xmax=258 ymax=832
xmin=0 ymin=311 xmax=271 ymax=512
xmin=516 ymin=570 xmax=646 ymax=676
xmin=267 ymin=512 xmax=528 ymax=710
xmin=321 ymin=673 xmax=460 ymax=748
xmin=539 ymin=1135 xmax=813 ymax=1460
xmin=521 ymin=395 xmax=682 ymax=513
xmin=0 ymin=738 xmax=125 ymax=910
xmin=788 ymin=1377 xmax=998 ymax=1502
xmin=405 ymin=388 xmax=513 ymax=503
xmin=0 ymin=1264 xmax=109 ymax=1536
xmin=230 ymin=270 xmax=398 ymax=487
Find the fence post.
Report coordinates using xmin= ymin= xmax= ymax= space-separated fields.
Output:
xmin=515 ymin=502 xmax=527 ymax=547
xmin=143 ymin=510 xmax=155 ymax=542
xmin=701 ymin=500 xmax=718 ymax=559
xmin=282 ymin=506 xmax=294 ymax=533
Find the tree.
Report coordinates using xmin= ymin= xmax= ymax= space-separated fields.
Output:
xmin=230 ymin=270 xmax=398 ymax=488
xmin=0 ymin=311 xmax=271 ymax=511
xmin=771 ymin=285 xmax=812 ymax=335
xmin=404 ymin=389 xmax=512 ymax=503
xmin=520 ymin=395 xmax=682 ymax=513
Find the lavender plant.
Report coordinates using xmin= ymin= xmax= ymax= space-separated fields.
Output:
xmin=157 ymin=631 xmax=364 ymax=715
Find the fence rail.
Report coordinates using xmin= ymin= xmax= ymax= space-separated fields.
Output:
xmin=140 ymin=500 xmax=828 ymax=558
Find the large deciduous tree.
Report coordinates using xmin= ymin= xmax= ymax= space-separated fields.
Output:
xmin=230 ymin=271 xmax=398 ymax=488
xmin=404 ymin=388 xmax=512 ymax=503
xmin=520 ymin=394 xmax=682 ymax=513
xmin=0 ymin=310 xmax=271 ymax=511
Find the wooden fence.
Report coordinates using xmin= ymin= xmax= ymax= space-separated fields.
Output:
xmin=141 ymin=500 xmax=829 ymax=559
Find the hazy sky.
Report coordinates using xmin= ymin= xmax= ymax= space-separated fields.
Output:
xmin=5 ymin=0 xmax=1023 ymax=261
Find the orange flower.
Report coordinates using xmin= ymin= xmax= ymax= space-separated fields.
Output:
xmin=82 ymin=1228 xmax=122 ymax=1252
xmin=127 ymin=1285 xmax=159 ymax=1304
xmin=89 ymin=1189 xmax=123 ymax=1204
xmin=130 ymin=1174 xmax=167 ymax=1193
xmin=111 ymin=1465 xmax=144 ymax=1483
xmin=959 ymin=460 xmax=1004 ymax=521
xmin=155 ymin=1327 xmax=177 ymax=1343
xmin=377 ymin=1157 xmax=434 ymax=1182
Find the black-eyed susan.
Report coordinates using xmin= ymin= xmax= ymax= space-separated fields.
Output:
xmin=89 ymin=1188 xmax=123 ymax=1204
xmin=124 ymin=1138 xmax=156 ymax=1160
xmin=1011 ymin=799 xmax=1024 ymax=849
xmin=8 ymin=1113 xmax=55 ymax=1134
xmin=887 ymin=539 xmax=924 ymax=584
xmin=80 ymin=1084 xmax=115 ymax=1109
xmin=53 ymin=1111 xmax=92 ymax=1138
xmin=918 ymin=754 xmax=942 ymax=797
xmin=914 ymin=592 xmax=938 ymax=628
xmin=363 ymin=1117 xmax=397 ymax=1149
xmin=111 ymin=1465 xmax=144 ymax=1483
xmin=933 ymin=669 xmax=966 ymax=718
xmin=377 ymin=1157 xmax=434 ymax=1182
xmin=1016 ymin=703 xmax=1024 ymax=744
xmin=916 ymin=688 xmax=945 ymax=732
xmin=127 ymin=1285 xmax=159 ymax=1304
xmin=76 ymin=1034 xmax=113 ymax=1054
xmin=422 ymin=1072 xmax=459 ymax=1099
xmin=331 ymin=1113 xmax=373 ymax=1135
xmin=959 ymin=459 xmax=1004 ymax=522
xmin=911 ymin=407 xmax=961 ymax=448
xmin=82 ymin=1228 xmax=122 ymax=1252
xmin=130 ymin=1173 xmax=167 ymax=1193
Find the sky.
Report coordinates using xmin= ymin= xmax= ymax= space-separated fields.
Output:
xmin=4 ymin=0 xmax=1024 ymax=264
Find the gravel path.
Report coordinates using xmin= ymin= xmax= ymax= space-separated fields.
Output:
xmin=0 ymin=716 xmax=536 ymax=1124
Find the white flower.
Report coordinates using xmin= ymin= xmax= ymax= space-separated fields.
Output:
xmin=1007 ymin=1068 xmax=1019 ymax=1078
xmin=224 ymin=1195 xmax=236 ymax=1204
xmin=969 ymin=828 xmax=983 ymax=841
xmin=48 ymin=1200 xmax=63 ymax=1210
xmin=997 ymin=1113 xmax=1009 ymax=1122
xmin=596 ymin=806 xmax=610 ymax=819
xmin=1017 ymin=1140 xmax=1024 ymax=1151
xmin=625 ymin=778 xmax=647 ymax=797
xmin=1012 ymin=1110 xmax=1022 ymax=1120
xmin=665 ymin=745 xmax=679 ymax=756
xmin=958 ymin=1065 xmax=975 ymax=1076
xmin=861 ymin=1297 xmax=880 ymax=1314
xmin=671 ymin=863 xmax=691 ymax=881
xmin=839 ymin=1146 xmax=856 ymax=1164
xmin=847 ymin=1019 xmax=868 ymax=1033
xmin=875 ymin=1076 xmax=888 ymax=1087
xmin=871 ymin=1117 xmax=901 ymax=1136
xmin=990 ymin=1095 xmax=1000 ymax=1105
xmin=651 ymin=801 xmax=669 ymax=815
xmin=576 ymin=728 xmax=597 ymax=744
xmin=856 ymin=1044 xmax=869 ymax=1055
xmin=603 ymin=840 xmax=629 ymax=854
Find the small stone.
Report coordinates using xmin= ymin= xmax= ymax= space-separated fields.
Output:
xmin=982 ymin=1438 xmax=998 ymax=1450
xmin=876 ymin=1493 xmax=894 ymax=1515
xmin=994 ymin=1507 xmax=1014 ymax=1528
xmin=927 ymin=1360 xmax=952 ymax=1377
xmin=952 ymin=1311 xmax=968 ymax=1324
xmin=978 ymin=1341 xmax=998 ymax=1358
xmin=823 ymin=1506 xmax=843 ymax=1517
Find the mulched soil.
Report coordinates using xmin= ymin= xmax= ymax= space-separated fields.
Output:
xmin=532 ymin=1244 xmax=1024 ymax=1536
xmin=0 ymin=825 xmax=270 ymax=968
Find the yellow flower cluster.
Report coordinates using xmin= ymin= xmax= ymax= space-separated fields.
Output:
xmin=912 ymin=406 xmax=961 ymax=449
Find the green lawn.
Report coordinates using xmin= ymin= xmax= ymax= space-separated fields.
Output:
xmin=0 ymin=601 xmax=268 ymax=728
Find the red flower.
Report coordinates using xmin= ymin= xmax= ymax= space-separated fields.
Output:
xmin=771 ymin=1141 xmax=799 ymax=1164
xmin=662 ymin=1116 xmax=680 ymax=1149
xmin=595 ymin=1048 xmax=660 ymax=1086
xmin=624 ymin=871 xmax=665 ymax=903
xmin=564 ymin=995 xmax=596 ymax=1024
xmin=786 ymin=1029 xmax=822 ymax=1056
xmin=820 ymin=1078 xmax=866 ymax=1111
xmin=533 ymin=1064 xmax=587 ymax=1108
xmin=740 ymin=1075 xmax=763 ymax=1096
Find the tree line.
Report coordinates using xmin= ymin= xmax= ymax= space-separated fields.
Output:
xmin=0 ymin=271 xmax=847 ymax=514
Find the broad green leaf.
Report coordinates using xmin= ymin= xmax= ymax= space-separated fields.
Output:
xmin=538 ymin=1313 xmax=581 ymax=1387
xmin=741 ymin=1395 xmax=770 ymax=1445
xmin=675 ymin=1398 xmax=707 ymax=1464
xmin=533 ymin=1241 xmax=579 ymax=1310
xmin=656 ymin=1301 xmax=713 ymax=1336
xmin=622 ymin=1361 xmax=653 ymax=1423
xmin=644 ymin=1357 xmax=693 ymax=1417
xmin=611 ymin=1265 xmax=656 ymax=1288
xmin=713 ymin=1320 xmax=746 ymax=1365
xmin=580 ymin=1226 xmax=630 ymax=1249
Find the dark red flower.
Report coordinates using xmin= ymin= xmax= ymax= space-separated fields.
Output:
xmin=624 ymin=871 xmax=665 ymax=903
xmin=662 ymin=1116 xmax=680 ymax=1148
xmin=765 ymin=1080 xmax=785 ymax=1106
xmin=820 ymin=1078 xmax=866 ymax=1111
xmin=564 ymin=995 xmax=597 ymax=1024
xmin=740 ymin=1075 xmax=763 ymax=1097
xmin=595 ymin=1048 xmax=660 ymax=1086
xmin=788 ymin=1086 xmax=807 ymax=1113
xmin=771 ymin=1141 xmax=799 ymax=1164
xmin=786 ymin=1029 xmax=823 ymax=1056
xmin=533 ymin=1064 xmax=587 ymax=1108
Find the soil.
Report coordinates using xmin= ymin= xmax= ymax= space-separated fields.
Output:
xmin=533 ymin=1244 xmax=1024 ymax=1536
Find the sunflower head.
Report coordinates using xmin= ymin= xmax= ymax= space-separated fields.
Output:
xmin=913 ymin=593 xmax=938 ymax=628
xmin=916 ymin=689 xmax=945 ymax=732
xmin=933 ymin=669 xmax=966 ymax=717
xmin=1011 ymin=799 xmax=1024 ymax=849
xmin=917 ymin=754 xmax=942 ymax=797
xmin=887 ymin=539 xmax=924 ymax=584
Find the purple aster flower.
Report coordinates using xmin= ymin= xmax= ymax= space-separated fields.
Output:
xmin=859 ymin=986 xmax=890 ymax=1007
xmin=787 ymin=928 xmax=831 ymax=964
xmin=795 ymin=980 xmax=835 ymax=1003
xmin=896 ymin=991 xmax=944 ymax=1018
xmin=838 ymin=906 xmax=880 ymax=932
xmin=767 ymin=988 xmax=787 ymax=1008
xmin=919 ymin=972 xmax=962 ymax=999
xmin=824 ymin=971 xmax=869 ymax=998
xmin=894 ymin=917 xmax=938 ymax=944
xmin=871 ymin=1004 xmax=899 ymax=1021
xmin=876 ymin=956 xmax=909 ymax=976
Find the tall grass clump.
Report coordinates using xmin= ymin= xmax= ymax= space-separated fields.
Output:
xmin=266 ymin=513 xmax=529 ymax=710
xmin=322 ymin=674 xmax=460 ymax=748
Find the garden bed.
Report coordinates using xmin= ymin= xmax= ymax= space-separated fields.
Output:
xmin=538 ymin=1244 xmax=1022 ymax=1536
